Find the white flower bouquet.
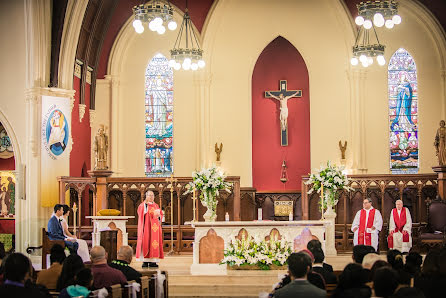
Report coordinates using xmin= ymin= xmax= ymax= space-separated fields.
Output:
xmin=306 ymin=161 xmax=353 ymax=208
xmin=221 ymin=237 xmax=293 ymax=270
xmin=185 ymin=165 xmax=232 ymax=221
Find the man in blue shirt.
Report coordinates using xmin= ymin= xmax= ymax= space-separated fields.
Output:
xmin=47 ymin=204 xmax=78 ymax=253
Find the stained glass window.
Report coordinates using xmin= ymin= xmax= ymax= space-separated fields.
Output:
xmin=388 ymin=48 xmax=418 ymax=173
xmin=145 ymin=53 xmax=173 ymax=177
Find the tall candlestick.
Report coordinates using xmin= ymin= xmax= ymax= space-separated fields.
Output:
xmin=320 ymin=183 xmax=324 ymax=220
xmin=72 ymin=203 xmax=78 ymax=235
xmin=192 ymin=186 xmax=196 ymax=222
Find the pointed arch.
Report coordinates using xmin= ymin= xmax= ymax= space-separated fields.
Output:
xmin=388 ymin=48 xmax=418 ymax=173
xmin=145 ymin=53 xmax=174 ymax=177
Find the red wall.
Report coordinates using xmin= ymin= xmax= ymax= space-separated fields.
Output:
xmin=0 ymin=157 xmax=15 ymax=170
xmin=252 ymin=36 xmax=310 ymax=191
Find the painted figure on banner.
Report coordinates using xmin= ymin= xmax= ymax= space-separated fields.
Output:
xmin=391 ymin=73 xmax=414 ymax=131
xmin=47 ymin=110 xmax=69 ymax=156
xmin=0 ymin=173 xmax=15 ymax=216
xmin=387 ymin=200 xmax=412 ymax=253
xmin=136 ymin=190 xmax=164 ymax=268
xmin=351 ymin=198 xmax=383 ymax=251
xmin=435 ymin=120 xmax=446 ymax=166
xmin=94 ymin=125 xmax=109 ymax=170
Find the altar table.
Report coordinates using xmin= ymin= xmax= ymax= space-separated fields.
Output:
xmin=86 ymin=216 xmax=134 ymax=249
xmin=187 ymin=220 xmax=336 ymax=275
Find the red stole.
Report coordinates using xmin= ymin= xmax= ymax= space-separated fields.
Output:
xmin=387 ymin=208 xmax=409 ymax=248
xmin=135 ymin=202 xmax=164 ymax=259
xmin=358 ymin=208 xmax=376 ymax=245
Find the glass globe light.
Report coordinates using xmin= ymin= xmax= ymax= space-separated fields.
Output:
xmin=377 ymin=55 xmax=386 ymax=66
xmin=367 ymin=57 xmax=373 ymax=65
xmin=154 ymin=17 xmax=163 ymax=26
xmin=157 ymin=25 xmax=166 ymax=35
xmin=392 ymin=15 xmax=402 ymax=25
xmin=361 ymin=60 xmax=369 ymax=67
xmin=373 ymin=13 xmax=385 ymax=27
xmin=149 ymin=20 xmax=158 ymax=31
xmin=133 ymin=19 xmax=142 ymax=29
xmin=168 ymin=59 xmax=176 ymax=68
xmin=385 ymin=19 xmax=394 ymax=29
xmin=174 ymin=62 xmax=181 ymax=70
xmin=135 ymin=25 xmax=144 ymax=34
xmin=355 ymin=16 xmax=365 ymax=26
xmin=182 ymin=61 xmax=191 ymax=70
xmin=350 ymin=57 xmax=359 ymax=66
xmin=359 ymin=54 xmax=367 ymax=63
xmin=183 ymin=58 xmax=192 ymax=65
xmin=198 ymin=60 xmax=205 ymax=68
xmin=168 ymin=20 xmax=177 ymax=31
xmin=191 ymin=63 xmax=198 ymax=70
xmin=363 ymin=20 xmax=373 ymax=29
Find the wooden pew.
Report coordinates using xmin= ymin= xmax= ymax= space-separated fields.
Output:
xmin=326 ymin=283 xmax=337 ymax=297
xmin=41 ymin=228 xmax=65 ymax=269
xmin=140 ymin=276 xmax=149 ymax=298
xmin=110 ymin=284 xmax=123 ymax=298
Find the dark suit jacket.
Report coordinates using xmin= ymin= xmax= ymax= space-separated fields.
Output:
xmin=47 ymin=216 xmax=64 ymax=241
xmin=274 ymin=279 xmax=326 ymax=298
xmin=109 ymin=260 xmax=142 ymax=283
xmin=313 ymin=265 xmax=337 ymax=284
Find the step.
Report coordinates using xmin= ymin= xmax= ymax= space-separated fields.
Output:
xmin=169 ymin=274 xmax=283 ymax=284
xmin=169 ymin=283 xmax=274 ymax=296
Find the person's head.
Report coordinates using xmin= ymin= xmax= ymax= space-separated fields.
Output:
xmin=387 ymin=249 xmax=404 ymax=270
xmin=299 ymin=249 xmax=315 ymax=264
xmin=57 ymin=254 xmax=85 ymax=291
xmin=50 ymin=244 xmax=66 ymax=265
xmin=306 ymin=239 xmax=322 ymax=253
xmin=362 ymin=253 xmax=382 ymax=270
xmin=3 ymin=253 xmax=31 ymax=283
xmin=145 ymin=190 xmax=155 ymax=203
xmin=90 ymin=245 xmax=107 ymax=264
xmin=117 ymin=245 xmax=133 ymax=263
xmin=421 ymin=249 xmax=440 ymax=276
xmin=370 ymin=260 xmax=390 ymax=281
xmin=440 ymin=120 xmax=445 ymax=128
xmin=404 ymin=251 xmax=422 ymax=272
xmin=353 ymin=245 xmax=375 ymax=264
xmin=287 ymin=252 xmax=312 ymax=279
xmin=363 ymin=198 xmax=373 ymax=210
xmin=74 ymin=268 xmax=93 ymax=288
xmin=392 ymin=286 xmax=426 ymax=298
xmin=373 ymin=267 xmax=399 ymax=298
xmin=338 ymin=263 xmax=369 ymax=289
xmin=62 ymin=204 xmax=70 ymax=217
xmin=312 ymin=247 xmax=325 ymax=264
xmin=395 ymin=200 xmax=403 ymax=210
xmin=53 ymin=204 xmax=64 ymax=216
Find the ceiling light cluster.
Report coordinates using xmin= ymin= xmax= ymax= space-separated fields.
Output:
xmin=132 ymin=0 xmax=177 ymax=35
xmin=355 ymin=0 xmax=401 ymax=29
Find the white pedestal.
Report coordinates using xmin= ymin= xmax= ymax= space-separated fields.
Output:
xmin=86 ymin=216 xmax=134 ymax=248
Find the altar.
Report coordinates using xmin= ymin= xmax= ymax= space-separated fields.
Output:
xmin=86 ymin=216 xmax=134 ymax=250
xmin=187 ymin=220 xmax=336 ymax=275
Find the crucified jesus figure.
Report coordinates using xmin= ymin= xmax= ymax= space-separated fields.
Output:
xmin=265 ymin=92 xmax=299 ymax=131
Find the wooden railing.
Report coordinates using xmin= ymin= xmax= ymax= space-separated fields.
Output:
xmin=301 ymin=173 xmax=438 ymax=251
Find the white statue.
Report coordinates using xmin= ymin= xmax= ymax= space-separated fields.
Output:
xmin=265 ymin=92 xmax=300 ymax=131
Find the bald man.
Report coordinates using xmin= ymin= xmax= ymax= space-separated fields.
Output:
xmin=90 ymin=246 xmax=127 ymax=289
xmin=388 ymin=200 xmax=412 ymax=253
xmin=110 ymin=246 xmax=142 ymax=283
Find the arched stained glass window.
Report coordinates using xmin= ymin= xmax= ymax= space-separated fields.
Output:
xmin=388 ymin=48 xmax=418 ymax=173
xmin=145 ymin=53 xmax=173 ymax=177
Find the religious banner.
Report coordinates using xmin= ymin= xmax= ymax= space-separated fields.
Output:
xmin=0 ymin=171 xmax=15 ymax=217
xmin=41 ymin=96 xmax=71 ymax=207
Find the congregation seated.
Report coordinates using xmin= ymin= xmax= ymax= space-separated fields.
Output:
xmin=0 ymin=242 xmax=6 ymax=283
xmin=387 ymin=249 xmax=411 ymax=286
xmin=58 ymin=268 xmax=92 ymax=298
xmin=272 ymin=252 xmax=326 ymax=298
xmin=353 ymin=245 xmax=376 ymax=264
xmin=56 ymin=254 xmax=85 ymax=291
xmin=89 ymin=246 xmax=127 ymax=290
xmin=332 ymin=263 xmax=371 ymax=298
xmin=373 ymin=267 xmax=399 ymax=298
xmin=404 ymin=251 xmax=423 ymax=280
xmin=109 ymin=245 xmax=142 ymax=284
xmin=300 ymin=249 xmax=326 ymax=290
xmin=306 ymin=239 xmax=336 ymax=284
xmin=414 ymin=248 xmax=446 ymax=298
xmin=0 ymin=252 xmax=48 ymax=297
xmin=37 ymin=244 xmax=66 ymax=290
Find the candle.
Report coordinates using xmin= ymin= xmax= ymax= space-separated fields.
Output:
xmin=320 ymin=183 xmax=324 ymax=219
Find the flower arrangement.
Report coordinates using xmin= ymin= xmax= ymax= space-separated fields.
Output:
xmin=306 ymin=161 xmax=353 ymax=209
xmin=185 ymin=165 xmax=232 ymax=221
xmin=221 ymin=237 xmax=293 ymax=270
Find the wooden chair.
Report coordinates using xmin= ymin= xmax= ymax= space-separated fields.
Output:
xmin=41 ymin=228 xmax=65 ymax=269
xmin=418 ymin=196 xmax=446 ymax=251
xmin=326 ymin=283 xmax=337 ymax=297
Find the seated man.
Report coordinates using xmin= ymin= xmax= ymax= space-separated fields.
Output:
xmin=90 ymin=246 xmax=127 ymax=289
xmin=110 ymin=245 xmax=142 ymax=283
xmin=47 ymin=204 xmax=78 ymax=254
xmin=274 ymin=252 xmax=326 ymax=298
xmin=387 ymin=200 xmax=412 ymax=253
xmin=36 ymin=244 xmax=65 ymax=290
xmin=352 ymin=245 xmax=376 ymax=264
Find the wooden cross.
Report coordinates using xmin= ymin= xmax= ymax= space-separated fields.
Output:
xmin=264 ymin=80 xmax=302 ymax=146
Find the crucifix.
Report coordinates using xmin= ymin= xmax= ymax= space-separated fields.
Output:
xmin=264 ymin=80 xmax=302 ymax=146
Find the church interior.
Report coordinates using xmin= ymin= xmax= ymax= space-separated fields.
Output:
xmin=1 ymin=0 xmax=446 ymax=297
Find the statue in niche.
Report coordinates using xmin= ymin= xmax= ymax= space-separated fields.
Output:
xmin=94 ymin=124 xmax=109 ymax=170
xmin=215 ymin=143 xmax=223 ymax=162
xmin=435 ymin=120 xmax=446 ymax=166
xmin=339 ymin=140 xmax=347 ymax=160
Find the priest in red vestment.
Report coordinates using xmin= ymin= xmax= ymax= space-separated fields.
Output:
xmin=351 ymin=198 xmax=383 ymax=251
xmin=136 ymin=190 xmax=164 ymax=268
xmin=387 ymin=199 xmax=412 ymax=253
